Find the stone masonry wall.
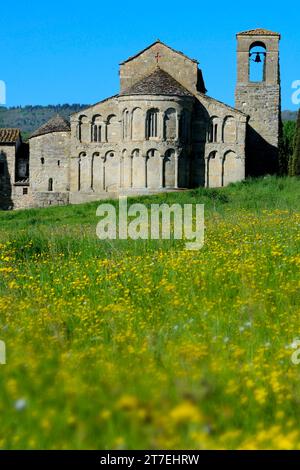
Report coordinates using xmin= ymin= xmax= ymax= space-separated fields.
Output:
xmin=235 ymin=33 xmax=281 ymax=175
xmin=30 ymin=132 xmax=71 ymax=192
xmin=120 ymin=42 xmax=200 ymax=94
xmin=0 ymin=144 xmax=16 ymax=209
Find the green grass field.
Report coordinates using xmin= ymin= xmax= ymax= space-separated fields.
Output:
xmin=0 ymin=176 xmax=299 ymax=449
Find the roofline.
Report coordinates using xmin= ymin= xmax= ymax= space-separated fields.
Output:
xmin=119 ymin=93 xmax=194 ymax=98
xmin=29 ymin=129 xmax=70 ymax=140
xmin=237 ymin=29 xmax=281 ymax=38
xmin=196 ymin=92 xmax=249 ymax=118
xmin=0 ymin=141 xmax=19 ymax=146
xmin=120 ymin=40 xmax=199 ymax=65
xmin=70 ymin=95 xmax=119 ymax=117
xmin=0 ymin=128 xmax=21 ymax=144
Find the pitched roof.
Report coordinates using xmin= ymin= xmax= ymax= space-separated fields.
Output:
xmin=120 ymin=68 xmax=193 ymax=97
xmin=0 ymin=128 xmax=21 ymax=144
xmin=70 ymin=95 xmax=119 ymax=117
xmin=120 ymin=39 xmax=198 ymax=65
xmin=237 ymin=28 xmax=281 ymax=38
xmin=30 ymin=114 xmax=70 ymax=139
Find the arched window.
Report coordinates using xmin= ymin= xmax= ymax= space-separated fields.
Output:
xmin=91 ymin=115 xmax=102 ymax=142
xmin=132 ymin=108 xmax=144 ymax=141
xmin=123 ymin=109 xmax=130 ymax=139
xmin=222 ymin=151 xmax=240 ymax=186
xmin=146 ymin=109 xmax=159 ymax=139
xmin=78 ymin=115 xmax=89 ymax=143
xmin=164 ymin=108 xmax=176 ymax=140
xmin=48 ymin=178 xmax=53 ymax=192
xmin=249 ymin=42 xmax=267 ymax=82
xmin=107 ymin=115 xmax=119 ymax=143
xmin=41 ymin=157 xmax=45 ymax=165
xmin=163 ymin=149 xmax=175 ymax=188
xmin=222 ymin=116 xmax=236 ymax=143
xmin=207 ymin=151 xmax=220 ymax=188
xmin=78 ymin=152 xmax=86 ymax=191
xmin=208 ymin=117 xmax=218 ymax=143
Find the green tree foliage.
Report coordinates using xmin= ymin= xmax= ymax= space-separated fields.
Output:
xmin=278 ymin=119 xmax=286 ymax=175
xmin=289 ymin=109 xmax=300 ymax=176
xmin=280 ymin=120 xmax=296 ymax=175
xmin=0 ymin=104 xmax=89 ymax=136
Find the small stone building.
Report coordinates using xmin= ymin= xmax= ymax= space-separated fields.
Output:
xmin=0 ymin=129 xmax=30 ymax=209
xmin=0 ymin=28 xmax=282 ymax=209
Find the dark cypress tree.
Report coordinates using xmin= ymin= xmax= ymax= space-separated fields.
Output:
xmin=278 ymin=119 xmax=288 ymax=175
xmin=290 ymin=109 xmax=300 ymax=176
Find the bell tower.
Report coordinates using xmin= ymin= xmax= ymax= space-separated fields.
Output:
xmin=235 ymin=29 xmax=281 ymax=175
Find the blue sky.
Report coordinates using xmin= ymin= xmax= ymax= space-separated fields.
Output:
xmin=0 ymin=0 xmax=298 ymax=110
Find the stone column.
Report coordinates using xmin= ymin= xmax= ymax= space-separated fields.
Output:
xmin=119 ymin=156 xmax=124 ymax=189
xmin=85 ymin=154 xmax=92 ymax=192
xmin=204 ymin=156 xmax=209 ymax=188
xmin=176 ymin=113 xmax=181 ymax=141
xmin=130 ymin=155 xmax=133 ymax=188
xmin=159 ymin=112 xmax=165 ymax=140
xmin=101 ymin=156 xmax=106 ymax=191
xmin=144 ymin=155 xmax=148 ymax=189
xmin=174 ymin=151 xmax=179 ymax=189
xmin=103 ymin=121 xmax=108 ymax=143
xmin=91 ymin=153 xmax=100 ymax=192
xmin=91 ymin=155 xmax=94 ymax=191
xmin=159 ymin=155 xmax=164 ymax=189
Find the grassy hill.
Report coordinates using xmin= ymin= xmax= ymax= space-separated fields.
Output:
xmin=0 ymin=177 xmax=299 ymax=449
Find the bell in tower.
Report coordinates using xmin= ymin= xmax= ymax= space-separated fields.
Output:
xmin=235 ymin=29 xmax=281 ymax=176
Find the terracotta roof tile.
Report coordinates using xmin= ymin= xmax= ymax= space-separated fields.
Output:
xmin=120 ymin=68 xmax=193 ymax=97
xmin=237 ymin=28 xmax=280 ymax=37
xmin=30 ymin=114 xmax=70 ymax=139
xmin=0 ymin=128 xmax=21 ymax=143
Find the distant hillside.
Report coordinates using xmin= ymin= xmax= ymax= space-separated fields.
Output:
xmin=0 ymin=104 xmax=89 ymax=140
xmin=282 ymin=110 xmax=298 ymax=121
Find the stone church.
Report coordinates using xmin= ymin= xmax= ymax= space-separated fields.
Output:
xmin=0 ymin=28 xmax=281 ymax=209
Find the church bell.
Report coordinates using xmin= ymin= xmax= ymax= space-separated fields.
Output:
xmin=254 ymin=52 xmax=262 ymax=63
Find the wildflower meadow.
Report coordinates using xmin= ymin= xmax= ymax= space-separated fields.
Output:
xmin=0 ymin=177 xmax=299 ymax=449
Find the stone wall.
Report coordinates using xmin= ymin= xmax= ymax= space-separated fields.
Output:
xmin=235 ymin=33 xmax=281 ymax=175
xmin=119 ymin=42 xmax=201 ymax=94
xmin=195 ymin=94 xmax=247 ymax=187
xmin=70 ymin=91 xmax=248 ymax=192
xmin=29 ymin=131 xmax=71 ymax=192
xmin=71 ymin=94 xmax=195 ymax=192
xmin=32 ymin=191 xmax=69 ymax=208
xmin=0 ymin=144 xmax=16 ymax=209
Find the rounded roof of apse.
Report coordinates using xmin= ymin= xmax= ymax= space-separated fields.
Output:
xmin=30 ymin=115 xmax=71 ymax=139
xmin=120 ymin=68 xmax=193 ymax=98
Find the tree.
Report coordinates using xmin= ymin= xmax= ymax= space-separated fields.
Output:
xmin=278 ymin=119 xmax=287 ymax=175
xmin=277 ymin=120 xmax=296 ymax=176
xmin=282 ymin=120 xmax=296 ymax=175
xmin=290 ymin=110 xmax=300 ymax=176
